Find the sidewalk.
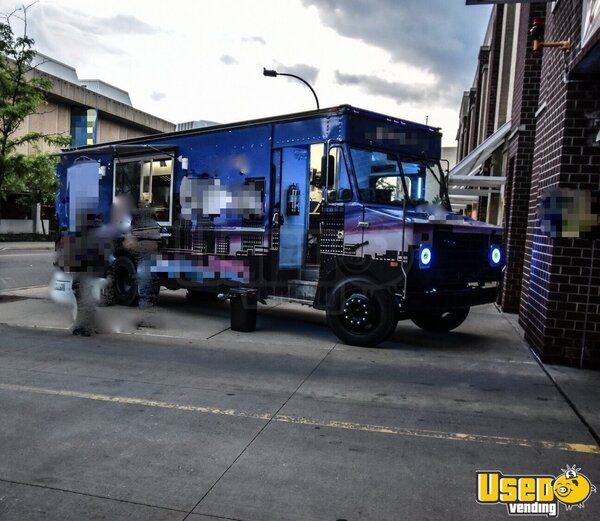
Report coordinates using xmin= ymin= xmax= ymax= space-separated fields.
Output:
xmin=502 ymin=311 xmax=600 ymax=439
xmin=1 ymin=284 xmax=599 ymax=448
xmin=0 ymin=242 xmax=53 ymax=251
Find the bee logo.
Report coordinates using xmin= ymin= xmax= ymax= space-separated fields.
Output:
xmin=553 ymin=465 xmax=596 ymax=510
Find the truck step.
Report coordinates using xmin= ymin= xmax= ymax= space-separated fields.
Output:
xmin=287 ymin=279 xmax=317 ymax=301
xmin=299 ymin=268 xmax=319 ymax=282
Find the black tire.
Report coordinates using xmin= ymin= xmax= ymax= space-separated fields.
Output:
xmin=112 ymin=256 xmax=138 ymax=306
xmin=326 ymin=279 xmax=397 ymax=347
xmin=411 ymin=307 xmax=470 ymax=332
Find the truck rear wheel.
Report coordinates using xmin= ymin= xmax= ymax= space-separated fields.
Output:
xmin=410 ymin=308 xmax=470 ymax=332
xmin=112 ymin=256 xmax=138 ymax=306
xmin=326 ymin=280 xmax=397 ymax=347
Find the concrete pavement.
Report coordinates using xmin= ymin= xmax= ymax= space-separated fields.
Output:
xmin=0 ymin=241 xmax=54 ymax=251
xmin=1 ymin=283 xmax=598 ymax=442
xmin=0 ymin=285 xmax=599 ymax=520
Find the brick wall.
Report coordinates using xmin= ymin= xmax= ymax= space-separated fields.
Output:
xmin=486 ymin=4 xmax=504 ymax=140
xmin=477 ymin=194 xmax=488 ymax=223
xmin=519 ymin=0 xmax=600 ymax=368
xmin=470 ymin=47 xmax=490 ymax=153
xmin=458 ymin=89 xmax=477 ymax=161
xmin=501 ymin=2 xmax=545 ymax=312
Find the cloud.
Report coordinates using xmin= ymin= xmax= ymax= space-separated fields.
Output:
xmin=99 ymin=14 xmax=159 ymax=34
xmin=273 ymin=62 xmax=320 ymax=85
xmin=334 ymin=70 xmax=453 ymax=107
xmin=220 ymin=54 xmax=238 ymax=66
xmin=150 ymin=91 xmax=166 ymax=102
xmin=22 ymin=3 xmax=161 ymax=60
xmin=242 ymin=36 xmax=266 ymax=45
xmin=301 ymin=0 xmax=490 ymax=89
xmin=33 ymin=5 xmax=159 ymax=37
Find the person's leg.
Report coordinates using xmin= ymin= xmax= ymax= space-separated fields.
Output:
xmin=136 ymin=256 xmax=158 ymax=328
xmin=72 ymin=274 xmax=97 ymax=336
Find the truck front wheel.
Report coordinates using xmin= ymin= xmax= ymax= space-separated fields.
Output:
xmin=326 ymin=280 xmax=397 ymax=347
xmin=410 ymin=308 xmax=470 ymax=332
xmin=112 ymin=256 xmax=138 ymax=306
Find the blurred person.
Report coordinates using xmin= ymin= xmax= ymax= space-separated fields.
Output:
xmin=123 ymin=201 xmax=162 ymax=327
xmin=61 ymin=211 xmax=105 ymax=336
xmin=58 ymin=197 xmax=135 ymax=335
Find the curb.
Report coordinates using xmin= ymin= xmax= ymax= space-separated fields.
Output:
xmin=0 ymin=242 xmax=54 ymax=251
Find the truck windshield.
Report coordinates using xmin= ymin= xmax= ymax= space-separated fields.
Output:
xmin=350 ymin=147 xmax=450 ymax=210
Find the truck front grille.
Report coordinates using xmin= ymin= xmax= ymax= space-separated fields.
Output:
xmin=432 ymin=231 xmax=490 ymax=281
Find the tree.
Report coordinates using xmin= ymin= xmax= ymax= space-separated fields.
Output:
xmin=6 ymin=151 xmax=58 ymax=234
xmin=0 ymin=4 xmax=70 ymax=220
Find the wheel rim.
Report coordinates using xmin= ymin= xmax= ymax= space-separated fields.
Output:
xmin=342 ymin=292 xmax=378 ymax=333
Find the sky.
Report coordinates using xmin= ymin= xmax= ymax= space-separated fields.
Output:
xmin=0 ymin=0 xmax=491 ymax=146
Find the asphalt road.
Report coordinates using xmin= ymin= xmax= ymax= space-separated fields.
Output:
xmin=0 ymin=299 xmax=598 ymax=521
xmin=0 ymin=248 xmax=54 ymax=290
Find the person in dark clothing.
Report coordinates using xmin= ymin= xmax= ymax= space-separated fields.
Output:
xmin=124 ymin=202 xmax=162 ymax=327
xmin=61 ymin=212 xmax=107 ymax=336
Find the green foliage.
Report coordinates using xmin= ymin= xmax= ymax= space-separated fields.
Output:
xmin=0 ymin=232 xmax=54 ymax=242
xmin=0 ymin=7 xmax=70 ymax=204
xmin=9 ymin=151 xmax=58 ymax=206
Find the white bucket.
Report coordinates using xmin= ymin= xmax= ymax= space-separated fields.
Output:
xmin=49 ymin=271 xmax=109 ymax=307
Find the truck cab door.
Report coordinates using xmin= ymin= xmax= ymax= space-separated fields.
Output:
xmin=320 ymin=146 xmax=363 ymax=257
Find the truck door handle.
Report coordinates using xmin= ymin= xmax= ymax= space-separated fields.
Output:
xmin=358 ymin=221 xmax=369 ymax=229
xmin=272 ymin=212 xmax=284 ymax=227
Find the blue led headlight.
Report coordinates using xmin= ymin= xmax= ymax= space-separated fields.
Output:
xmin=419 ymin=244 xmax=432 ymax=269
xmin=489 ymin=245 xmax=502 ymax=267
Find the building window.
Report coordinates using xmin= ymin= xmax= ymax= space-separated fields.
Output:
xmin=70 ymin=108 xmax=97 ymax=147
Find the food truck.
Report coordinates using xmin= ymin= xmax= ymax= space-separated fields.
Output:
xmin=56 ymin=105 xmax=504 ymax=346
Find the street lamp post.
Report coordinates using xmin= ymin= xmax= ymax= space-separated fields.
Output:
xmin=262 ymin=68 xmax=320 ymax=110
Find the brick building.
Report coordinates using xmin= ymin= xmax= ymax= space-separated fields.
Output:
xmin=451 ymin=3 xmax=517 ymax=224
xmin=456 ymin=0 xmax=600 ymax=368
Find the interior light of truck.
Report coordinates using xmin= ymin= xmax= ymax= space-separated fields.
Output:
xmin=419 ymin=245 xmax=432 ymax=269
xmin=489 ymin=246 xmax=502 ymax=267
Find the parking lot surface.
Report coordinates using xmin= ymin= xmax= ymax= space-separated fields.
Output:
xmin=0 ymin=287 xmax=598 ymax=520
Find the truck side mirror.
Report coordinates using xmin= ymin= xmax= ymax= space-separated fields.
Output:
xmin=321 ymin=155 xmax=335 ymax=189
xmin=311 ymin=168 xmax=322 ymax=188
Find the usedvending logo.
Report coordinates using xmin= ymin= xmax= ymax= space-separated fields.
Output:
xmin=477 ymin=465 xmax=596 ymax=517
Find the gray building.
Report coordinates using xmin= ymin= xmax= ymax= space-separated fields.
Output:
xmin=2 ymin=54 xmax=175 ymax=233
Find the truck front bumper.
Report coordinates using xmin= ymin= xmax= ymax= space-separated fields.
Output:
xmin=398 ymin=285 xmax=499 ymax=312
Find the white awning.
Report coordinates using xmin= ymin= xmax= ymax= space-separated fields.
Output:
xmin=449 ymin=120 xmax=512 ymax=178
xmin=449 ymin=175 xmax=506 ymax=188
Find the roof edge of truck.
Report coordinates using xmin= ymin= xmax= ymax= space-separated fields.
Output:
xmin=60 ymin=104 xmax=442 ymax=155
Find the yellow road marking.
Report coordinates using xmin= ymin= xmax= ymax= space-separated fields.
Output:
xmin=274 ymin=415 xmax=600 ymax=454
xmin=1 ymin=382 xmax=598 ymax=455
xmin=0 ymin=383 xmax=271 ymax=420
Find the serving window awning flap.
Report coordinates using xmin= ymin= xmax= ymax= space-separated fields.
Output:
xmin=449 ymin=120 xmax=512 ymax=179
xmin=60 ymin=144 xmax=177 ymax=157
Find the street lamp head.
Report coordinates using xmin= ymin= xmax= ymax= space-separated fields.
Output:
xmin=262 ymin=67 xmax=320 ymax=109
xmin=263 ymin=68 xmax=278 ymax=77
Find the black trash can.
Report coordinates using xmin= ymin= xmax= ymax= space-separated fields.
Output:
xmin=230 ymin=291 xmax=257 ymax=332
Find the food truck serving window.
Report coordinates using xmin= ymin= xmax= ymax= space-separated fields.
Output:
xmin=114 ymin=155 xmax=174 ymax=224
